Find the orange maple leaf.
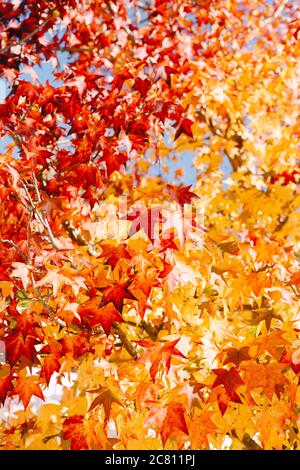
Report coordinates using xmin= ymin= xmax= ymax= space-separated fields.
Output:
xmin=12 ymin=375 xmax=44 ymax=409
xmin=222 ymin=346 xmax=252 ymax=367
xmin=243 ymin=363 xmax=289 ymax=401
xmin=137 ymin=338 xmax=186 ymax=382
xmin=41 ymin=354 xmax=61 ymax=385
xmin=0 ymin=365 xmax=14 ymax=404
xmin=87 ymin=383 xmax=123 ymax=423
xmin=160 ymin=403 xmax=189 ymax=447
xmin=188 ymin=410 xmax=217 ymax=449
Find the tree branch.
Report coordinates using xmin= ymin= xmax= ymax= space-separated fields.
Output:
xmin=112 ymin=324 xmax=138 ymax=360
xmin=0 ymin=239 xmax=26 ymax=261
xmin=0 ymin=14 xmax=53 ymax=54
xmin=20 ymin=178 xmax=59 ymax=249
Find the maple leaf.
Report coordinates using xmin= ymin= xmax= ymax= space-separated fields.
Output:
xmin=174 ymin=118 xmax=194 ymax=140
xmin=164 ymin=66 xmax=177 ymax=86
xmin=218 ymin=239 xmax=240 ymax=256
xmin=243 ymin=307 xmax=282 ymax=331
xmin=222 ymin=346 xmax=252 ymax=367
xmin=253 ymin=331 xmax=288 ymax=360
xmin=10 ymin=262 xmax=32 ymax=290
xmin=211 ymin=367 xmax=244 ymax=414
xmin=59 ymin=332 xmax=94 ymax=359
xmin=188 ymin=411 xmax=217 ymax=449
xmin=111 ymin=71 xmax=133 ymax=91
xmin=243 ymin=363 xmax=289 ymax=401
xmin=133 ymin=78 xmax=151 ymax=97
xmin=35 ymin=270 xmax=86 ymax=297
xmin=99 ymin=151 xmax=128 ymax=176
xmin=157 ymin=232 xmax=180 ymax=252
xmin=78 ymin=298 xmax=123 ymax=334
xmin=123 ymin=206 xmax=167 ymax=242
xmin=291 ymin=348 xmax=300 ymax=374
xmin=166 ymin=184 xmax=200 ymax=207
xmin=137 ymin=339 xmax=186 ymax=382
xmin=12 ymin=375 xmax=44 ymax=409
xmin=287 ymin=271 xmax=300 ymax=290
xmin=4 ymin=331 xmax=37 ymax=365
xmin=101 ymin=281 xmax=137 ymax=312
xmin=87 ymin=381 xmax=123 ymax=423
xmin=41 ymin=354 xmax=61 ymax=385
xmin=0 ymin=365 xmax=14 ymax=404
xmin=63 ymin=415 xmax=89 ymax=450
xmin=99 ymin=243 xmax=131 ymax=269
xmin=130 ymin=272 xmax=160 ymax=297
xmin=158 ymin=260 xmax=174 ymax=278
xmin=160 ymin=403 xmax=188 ymax=447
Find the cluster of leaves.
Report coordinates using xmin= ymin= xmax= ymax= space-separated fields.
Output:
xmin=0 ymin=0 xmax=299 ymax=450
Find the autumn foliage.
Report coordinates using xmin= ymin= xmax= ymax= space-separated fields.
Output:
xmin=0 ymin=0 xmax=300 ymax=450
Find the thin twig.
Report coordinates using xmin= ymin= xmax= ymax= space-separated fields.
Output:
xmin=21 ymin=178 xmax=59 ymax=249
xmin=26 ymin=212 xmax=32 ymax=264
xmin=273 ymin=215 xmax=289 ymax=233
xmin=32 ymin=171 xmax=41 ymax=203
xmin=0 ymin=14 xmax=53 ymax=54
xmin=0 ymin=239 xmax=27 ymax=261
xmin=40 ymin=209 xmax=59 ymax=249
xmin=196 ymin=109 xmax=243 ymax=172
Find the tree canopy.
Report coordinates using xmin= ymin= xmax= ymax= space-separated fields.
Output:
xmin=0 ymin=0 xmax=299 ymax=450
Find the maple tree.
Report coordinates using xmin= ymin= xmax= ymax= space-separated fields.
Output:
xmin=0 ymin=0 xmax=299 ymax=451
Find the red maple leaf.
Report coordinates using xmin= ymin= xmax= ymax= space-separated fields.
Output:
xmin=99 ymin=151 xmax=128 ymax=176
xmin=4 ymin=331 xmax=37 ymax=365
xmin=164 ymin=66 xmax=177 ymax=87
xmin=174 ymin=118 xmax=194 ymax=140
xmin=111 ymin=71 xmax=133 ymax=91
xmin=133 ymin=78 xmax=151 ymax=97
xmin=158 ymin=260 xmax=174 ymax=278
xmin=211 ymin=367 xmax=244 ymax=414
xmin=99 ymin=243 xmax=131 ymax=269
xmin=80 ymin=301 xmax=124 ymax=335
xmin=212 ymin=367 xmax=244 ymax=400
xmin=123 ymin=206 xmax=166 ymax=242
xmin=101 ymin=281 xmax=137 ymax=312
xmin=63 ymin=415 xmax=89 ymax=450
xmin=167 ymin=184 xmax=200 ymax=207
